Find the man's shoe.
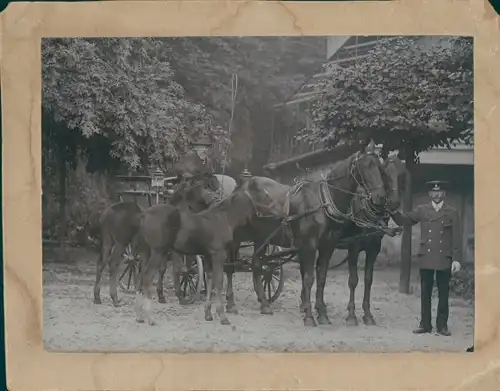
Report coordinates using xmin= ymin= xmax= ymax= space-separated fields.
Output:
xmin=437 ymin=327 xmax=451 ymax=336
xmin=413 ymin=326 xmax=432 ymax=334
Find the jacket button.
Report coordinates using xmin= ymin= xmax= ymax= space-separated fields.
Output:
xmin=428 ymin=249 xmax=431 ymax=252
xmin=429 ymin=239 xmax=432 ymax=242
xmin=429 ymin=230 xmax=432 ymax=233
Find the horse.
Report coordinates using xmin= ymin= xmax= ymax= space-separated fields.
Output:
xmin=93 ymin=201 xmax=142 ymax=307
xmin=289 ymin=144 xmax=389 ymax=326
xmin=92 ymin=173 xmax=236 ymax=307
xmin=329 ymin=154 xmax=407 ymax=326
xmin=134 ymin=181 xmax=282 ymax=326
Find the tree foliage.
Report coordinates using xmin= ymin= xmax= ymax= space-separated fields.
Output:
xmin=163 ymin=37 xmax=326 ymax=172
xmin=42 ymin=38 xmax=229 ymax=171
xmin=297 ymin=36 xmax=473 ymax=157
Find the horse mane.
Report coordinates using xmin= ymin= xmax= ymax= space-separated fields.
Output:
xmin=326 ymin=152 xmax=358 ymax=181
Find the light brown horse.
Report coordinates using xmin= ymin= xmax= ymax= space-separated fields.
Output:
xmin=134 ymin=183 xmax=282 ymax=326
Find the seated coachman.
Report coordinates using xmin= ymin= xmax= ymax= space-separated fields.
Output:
xmin=171 ymin=136 xmax=221 ymax=206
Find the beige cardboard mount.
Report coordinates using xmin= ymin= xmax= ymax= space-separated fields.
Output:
xmin=1 ymin=1 xmax=499 ymax=390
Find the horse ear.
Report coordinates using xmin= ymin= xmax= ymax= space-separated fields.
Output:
xmin=364 ymin=138 xmax=376 ymax=155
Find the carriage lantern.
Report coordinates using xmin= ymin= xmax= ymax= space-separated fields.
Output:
xmin=151 ymin=167 xmax=165 ymax=204
xmin=240 ymin=168 xmax=252 ymax=179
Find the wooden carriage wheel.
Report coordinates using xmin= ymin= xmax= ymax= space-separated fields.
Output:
xmin=118 ymin=244 xmax=141 ymax=294
xmin=252 ymin=244 xmax=285 ymax=303
xmin=177 ymin=255 xmax=205 ymax=303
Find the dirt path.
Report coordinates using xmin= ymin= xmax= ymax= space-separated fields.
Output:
xmin=43 ymin=260 xmax=474 ymax=353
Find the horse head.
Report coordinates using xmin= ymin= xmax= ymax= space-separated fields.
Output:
xmin=170 ymin=179 xmax=214 ymax=213
xmin=382 ymin=153 xmax=407 ymax=213
xmin=350 ymin=140 xmax=387 ymax=208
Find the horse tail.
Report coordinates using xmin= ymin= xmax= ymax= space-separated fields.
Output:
xmin=329 ymin=255 xmax=349 ymax=270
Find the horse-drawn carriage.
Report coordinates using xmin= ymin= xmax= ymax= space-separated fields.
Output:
xmin=95 ymin=138 xmax=406 ymax=327
xmin=114 ymin=168 xmax=288 ymax=304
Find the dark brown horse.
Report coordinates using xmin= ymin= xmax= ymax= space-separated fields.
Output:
xmin=93 ymin=201 xmax=142 ymax=306
xmin=134 ymin=182 xmax=282 ymax=326
xmin=330 ymin=154 xmax=407 ymax=326
xmin=289 ymin=147 xmax=388 ymax=326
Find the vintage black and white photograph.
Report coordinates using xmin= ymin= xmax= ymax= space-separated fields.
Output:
xmin=42 ymin=35 xmax=474 ymax=353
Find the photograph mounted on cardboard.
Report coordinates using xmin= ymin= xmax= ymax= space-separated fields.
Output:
xmin=42 ymin=35 xmax=474 ymax=353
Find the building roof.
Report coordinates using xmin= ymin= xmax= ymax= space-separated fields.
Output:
xmin=275 ymin=36 xmax=387 ymax=107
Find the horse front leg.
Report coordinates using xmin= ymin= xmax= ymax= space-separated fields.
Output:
xmin=156 ymin=257 xmax=167 ymax=304
xmin=135 ymin=249 xmax=162 ymax=325
xmin=93 ymin=235 xmax=111 ymax=305
xmin=109 ymin=242 xmax=126 ymax=307
xmin=346 ymin=244 xmax=361 ymax=326
xmin=213 ymin=251 xmax=230 ymax=325
xmin=204 ymin=258 xmax=214 ymax=321
xmin=298 ymin=238 xmax=318 ymax=327
xmin=362 ymin=240 xmax=381 ymax=326
xmin=315 ymin=231 xmax=338 ymax=325
xmin=225 ymin=243 xmax=238 ymax=314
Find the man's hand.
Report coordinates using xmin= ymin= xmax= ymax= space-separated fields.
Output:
xmin=387 ymin=227 xmax=403 ymax=237
xmin=451 ymin=261 xmax=461 ymax=274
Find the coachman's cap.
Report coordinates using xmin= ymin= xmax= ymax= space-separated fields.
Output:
xmin=426 ymin=180 xmax=449 ymax=191
xmin=190 ymin=136 xmax=214 ymax=147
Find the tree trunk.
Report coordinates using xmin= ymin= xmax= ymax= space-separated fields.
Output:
xmin=58 ymin=148 xmax=67 ymax=251
xmin=399 ymin=143 xmax=414 ymax=294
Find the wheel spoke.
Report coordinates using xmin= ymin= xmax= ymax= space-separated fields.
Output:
xmin=126 ymin=267 xmax=133 ymax=290
xmin=270 ymin=278 xmax=276 ymax=294
xmin=119 ymin=265 xmax=130 ymax=282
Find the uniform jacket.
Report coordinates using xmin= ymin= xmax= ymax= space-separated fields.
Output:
xmin=391 ymin=202 xmax=462 ymax=270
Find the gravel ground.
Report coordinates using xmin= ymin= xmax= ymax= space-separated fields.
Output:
xmin=43 ymin=254 xmax=474 ymax=353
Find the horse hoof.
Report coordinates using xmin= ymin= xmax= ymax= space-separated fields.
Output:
xmin=346 ymin=316 xmax=358 ymax=327
xmin=317 ymin=315 xmax=332 ymax=325
xmin=148 ymin=319 xmax=156 ymax=326
xmin=158 ymin=297 xmax=166 ymax=304
xmin=205 ymin=314 xmax=214 ymax=322
xmin=220 ymin=318 xmax=231 ymax=326
xmin=93 ymin=298 xmax=102 ymax=305
xmin=113 ymin=301 xmax=123 ymax=308
xmin=304 ymin=317 xmax=317 ymax=327
xmin=363 ymin=315 xmax=376 ymax=326
xmin=136 ymin=318 xmax=145 ymax=324
xmin=260 ymin=306 xmax=274 ymax=315
xmin=226 ymin=306 xmax=239 ymax=314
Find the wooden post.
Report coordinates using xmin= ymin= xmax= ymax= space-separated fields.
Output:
xmin=460 ymin=192 xmax=469 ymax=264
xmin=399 ymin=144 xmax=414 ymax=294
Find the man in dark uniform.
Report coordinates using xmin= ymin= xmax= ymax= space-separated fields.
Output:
xmin=390 ymin=180 xmax=462 ymax=336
